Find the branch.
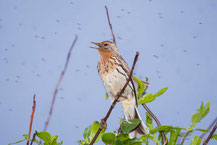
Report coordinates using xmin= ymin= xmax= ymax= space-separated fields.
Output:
xmin=30 ymin=131 xmax=37 ymax=145
xmin=140 ymin=83 xmax=166 ymax=144
xmin=89 ymin=52 xmax=140 ymax=145
xmin=105 ymin=6 xmax=116 ymax=45
xmin=203 ymin=123 xmax=217 ymax=145
xmin=142 ymin=104 xmax=167 ymax=144
xmin=181 ymin=130 xmax=190 ymax=144
xmin=43 ymin=35 xmax=78 ymax=131
xmin=200 ymin=116 xmax=217 ymax=138
xmin=27 ymin=95 xmax=36 ymax=145
xmin=117 ymin=124 xmax=122 ymax=134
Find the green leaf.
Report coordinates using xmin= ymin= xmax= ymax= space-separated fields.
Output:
xmin=116 ymin=133 xmax=130 ymax=141
xmin=190 ymin=101 xmax=210 ymax=129
xmin=134 ymin=76 xmax=146 ymax=97
xmin=193 ymin=128 xmax=209 ymax=133
xmin=122 ymin=138 xmax=142 ymax=145
xmin=50 ymin=136 xmax=58 ymax=145
xmin=102 ymin=132 xmax=116 ymax=144
xmin=89 ymin=121 xmax=105 ymax=143
xmin=58 ymin=141 xmax=63 ymax=145
xmin=77 ymin=140 xmax=88 ymax=145
xmin=146 ymin=112 xmax=153 ymax=129
xmin=168 ymin=129 xmax=181 ymax=145
xmin=105 ymin=93 xmax=109 ymax=100
xmin=138 ymin=93 xmax=153 ymax=104
xmin=83 ymin=125 xmax=91 ymax=142
xmin=8 ymin=134 xmax=41 ymax=145
xmin=22 ymin=134 xmax=29 ymax=139
xmin=190 ymin=136 xmax=202 ymax=145
xmin=212 ymin=134 xmax=217 ymax=140
xmin=155 ymin=87 xmax=168 ymax=96
xmin=140 ymin=134 xmax=156 ymax=144
xmin=121 ymin=119 xmax=141 ymax=134
xmin=150 ymin=126 xmax=185 ymax=134
xmin=138 ymin=87 xmax=168 ymax=104
xmin=37 ymin=131 xmax=52 ymax=145
xmin=8 ymin=138 xmax=27 ymax=145
xmin=111 ymin=139 xmax=124 ymax=145
xmin=158 ymin=130 xmax=170 ymax=143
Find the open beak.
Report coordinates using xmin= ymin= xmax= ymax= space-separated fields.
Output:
xmin=90 ymin=42 xmax=101 ymax=49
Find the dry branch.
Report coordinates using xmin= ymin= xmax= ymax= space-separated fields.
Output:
xmin=89 ymin=52 xmax=140 ymax=145
xmin=43 ymin=35 xmax=78 ymax=131
xmin=203 ymin=123 xmax=217 ymax=145
xmin=30 ymin=131 xmax=37 ymax=145
xmin=200 ymin=116 xmax=217 ymax=138
xmin=142 ymin=104 xmax=167 ymax=144
xmin=27 ymin=95 xmax=36 ymax=145
xmin=181 ymin=130 xmax=190 ymax=145
xmin=105 ymin=6 xmax=116 ymax=45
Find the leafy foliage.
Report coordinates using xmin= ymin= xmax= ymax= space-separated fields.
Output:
xmin=133 ymin=76 xmax=146 ymax=97
xmin=146 ymin=112 xmax=153 ymax=129
xmin=101 ymin=132 xmax=142 ymax=145
xmin=212 ymin=134 xmax=217 ymax=140
xmin=105 ymin=93 xmax=109 ymax=100
xmin=102 ymin=133 xmax=116 ymax=144
xmin=190 ymin=136 xmax=202 ymax=145
xmin=138 ymin=87 xmax=168 ymax=104
xmin=121 ymin=119 xmax=141 ymax=134
xmin=190 ymin=101 xmax=210 ymax=129
xmin=168 ymin=128 xmax=181 ymax=145
xmin=9 ymin=132 xmax=63 ymax=145
xmin=11 ymin=76 xmax=216 ymax=145
xmin=76 ymin=76 xmax=214 ymax=145
xmin=77 ymin=121 xmax=105 ymax=145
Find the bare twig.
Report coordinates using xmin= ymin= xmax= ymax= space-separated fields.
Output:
xmin=117 ymin=124 xmax=122 ymax=134
xmin=200 ymin=116 xmax=217 ymax=138
xmin=43 ymin=35 xmax=78 ymax=131
xmin=105 ymin=6 xmax=116 ymax=45
xmin=203 ymin=123 xmax=217 ymax=145
xmin=89 ymin=52 xmax=140 ymax=145
xmin=142 ymin=104 xmax=167 ymax=144
xmin=181 ymin=130 xmax=191 ymax=144
xmin=27 ymin=95 xmax=36 ymax=145
xmin=140 ymin=83 xmax=166 ymax=144
xmin=30 ymin=131 xmax=37 ymax=145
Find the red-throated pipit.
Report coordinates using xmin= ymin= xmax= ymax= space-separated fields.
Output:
xmin=92 ymin=41 xmax=149 ymax=138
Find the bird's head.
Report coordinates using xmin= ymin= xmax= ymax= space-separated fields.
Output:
xmin=91 ymin=40 xmax=119 ymax=62
xmin=91 ymin=41 xmax=118 ymax=52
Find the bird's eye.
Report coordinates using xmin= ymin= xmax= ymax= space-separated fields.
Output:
xmin=104 ymin=43 xmax=108 ymax=46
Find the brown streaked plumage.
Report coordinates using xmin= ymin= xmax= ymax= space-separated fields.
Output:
xmin=92 ymin=41 xmax=149 ymax=138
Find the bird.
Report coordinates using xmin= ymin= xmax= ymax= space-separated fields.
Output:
xmin=92 ymin=40 xmax=149 ymax=138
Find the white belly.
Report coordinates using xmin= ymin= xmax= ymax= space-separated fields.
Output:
xmin=101 ymin=68 xmax=134 ymax=103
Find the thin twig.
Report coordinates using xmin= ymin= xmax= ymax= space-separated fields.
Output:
xmin=142 ymin=104 xmax=167 ymax=144
xmin=105 ymin=6 xmax=116 ymax=45
xmin=30 ymin=131 xmax=37 ymax=145
xmin=181 ymin=130 xmax=190 ymax=145
xmin=117 ymin=124 xmax=122 ymax=134
xmin=89 ymin=52 xmax=140 ymax=145
xmin=200 ymin=116 xmax=217 ymax=138
xmin=141 ymin=84 xmax=166 ymax=144
xmin=27 ymin=95 xmax=36 ymax=145
xmin=43 ymin=35 xmax=78 ymax=131
xmin=203 ymin=123 xmax=217 ymax=145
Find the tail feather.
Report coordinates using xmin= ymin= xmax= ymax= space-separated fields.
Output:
xmin=134 ymin=107 xmax=149 ymax=135
xmin=129 ymin=107 xmax=149 ymax=139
